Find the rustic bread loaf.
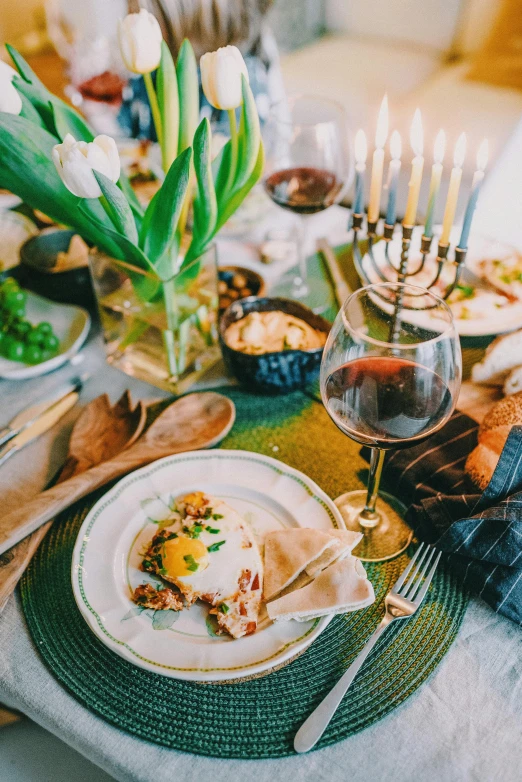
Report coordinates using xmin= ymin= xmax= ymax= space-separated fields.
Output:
xmin=465 ymin=391 xmax=522 ymax=490
xmin=471 ymin=329 xmax=522 ymax=386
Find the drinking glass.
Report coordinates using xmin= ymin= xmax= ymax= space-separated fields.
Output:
xmin=263 ymin=95 xmax=352 ymax=311
xmin=320 ymin=283 xmax=462 ymax=561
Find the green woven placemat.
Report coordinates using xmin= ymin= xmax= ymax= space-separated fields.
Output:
xmin=21 ymin=387 xmax=468 ymax=759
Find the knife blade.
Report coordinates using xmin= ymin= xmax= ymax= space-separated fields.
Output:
xmin=0 ymin=391 xmax=79 ymax=469
xmin=0 ymin=374 xmax=88 ymax=448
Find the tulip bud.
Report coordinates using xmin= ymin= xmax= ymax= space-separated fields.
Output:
xmin=0 ymin=60 xmax=22 ymax=115
xmin=200 ymin=46 xmax=249 ymax=111
xmin=52 ymin=133 xmax=121 ymax=199
xmin=118 ymin=9 xmax=163 ymax=75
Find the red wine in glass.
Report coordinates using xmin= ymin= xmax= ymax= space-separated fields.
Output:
xmin=264 ymin=167 xmax=342 ymax=215
xmin=324 ymin=356 xmax=453 ymax=450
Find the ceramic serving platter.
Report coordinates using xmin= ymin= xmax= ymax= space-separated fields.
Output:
xmin=72 ymin=449 xmax=344 ymax=682
xmin=363 ymin=230 xmax=522 ymax=337
xmin=0 ymin=291 xmax=90 ymax=379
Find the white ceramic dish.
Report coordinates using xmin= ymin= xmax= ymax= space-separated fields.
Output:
xmin=72 ymin=449 xmax=344 ymax=682
xmin=363 ymin=230 xmax=522 ymax=337
xmin=0 ymin=209 xmax=37 ymax=272
xmin=0 ymin=291 xmax=90 ymax=379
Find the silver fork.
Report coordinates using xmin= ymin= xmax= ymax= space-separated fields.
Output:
xmin=294 ymin=542 xmax=441 ymax=753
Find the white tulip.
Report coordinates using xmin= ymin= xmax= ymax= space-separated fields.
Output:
xmin=0 ymin=60 xmax=22 ymax=115
xmin=200 ymin=46 xmax=249 ymax=111
xmin=118 ymin=9 xmax=162 ymax=75
xmin=52 ymin=133 xmax=121 ymax=199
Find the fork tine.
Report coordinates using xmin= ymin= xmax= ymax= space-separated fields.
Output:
xmin=402 ymin=546 xmax=436 ymax=600
xmin=392 ymin=542 xmax=426 ymax=594
xmin=411 ymin=550 xmax=441 ymax=606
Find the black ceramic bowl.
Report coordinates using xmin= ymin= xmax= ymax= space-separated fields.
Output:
xmin=19 ymin=229 xmax=96 ymax=311
xmin=219 ymin=297 xmax=331 ymax=395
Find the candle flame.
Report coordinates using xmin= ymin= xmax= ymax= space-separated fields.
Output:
xmin=354 ymin=129 xmax=367 ymax=164
xmin=390 ymin=130 xmax=401 ymax=160
xmin=375 ymin=95 xmax=389 ymax=149
xmin=434 ymin=129 xmax=445 ymax=164
xmin=410 ymin=109 xmax=423 ymax=157
xmin=477 ymin=139 xmax=489 ymax=171
xmin=454 ymin=133 xmax=467 ymax=168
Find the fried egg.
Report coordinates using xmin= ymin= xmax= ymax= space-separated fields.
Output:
xmin=140 ymin=492 xmax=263 ymax=639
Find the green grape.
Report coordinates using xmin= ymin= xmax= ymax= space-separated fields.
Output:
xmin=4 ymin=290 xmax=26 ymax=310
xmin=23 ymin=345 xmax=42 ymax=364
xmin=26 ymin=329 xmax=41 ymax=345
xmin=42 ymin=333 xmax=59 ymax=351
xmin=36 ymin=322 xmax=52 ymax=335
xmin=13 ymin=319 xmax=31 ymax=338
xmin=4 ymin=336 xmax=25 ymax=361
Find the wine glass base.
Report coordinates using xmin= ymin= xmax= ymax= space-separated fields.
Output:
xmin=271 ymin=270 xmax=331 ymax=314
xmin=334 ymin=490 xmax=413 ymax=562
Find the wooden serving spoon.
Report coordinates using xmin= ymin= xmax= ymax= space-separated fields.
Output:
xmin=0 ymin=392 xmax=235 ymax=556
xmin=0 ymin=392 xmax=148 ymax=611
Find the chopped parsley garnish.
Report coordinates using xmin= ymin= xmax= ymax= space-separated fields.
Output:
xmin=159 ymin=567 xmax=168 ymax=576
xmin=207 ymin=540 xmax=226 ymax=553
xmin=205 ymin=526 xmax=221 ymax=534
xmin=456 ymin=284 xmax=474 ymax=299
xmin=220 ymin=603 xmax=229 ymax=614
xmin=142 ymin=559 xmax=153 ymax=570
xmin=183 ymin=554 xmax=199 ymax=572
xmin=136 ymin=594 xmax=148 ymax=604
xmin=212 ymin=514 xmax=223 ymax=520
xmin=203 ymin=507 xmax=213 ymax=520
xmin=183 ymin=525 xmax=203 ymax=539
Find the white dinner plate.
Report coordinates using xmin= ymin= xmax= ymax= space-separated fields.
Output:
xmin=0 ymin=291 xmax=90 ymax=379
xmin=72 ymin=449 xmax=344 ymax=682
xmin=363 ymin=229 xmax=522 ymax=337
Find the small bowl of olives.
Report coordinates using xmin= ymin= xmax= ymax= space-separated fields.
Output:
xmin=218 ymin=266 xmax=265 ymax=313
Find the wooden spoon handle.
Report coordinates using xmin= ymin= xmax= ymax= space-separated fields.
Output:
xmin=0 ymin=522 xmax=52 ymax=611
xmin=0 ymin=447 xmax=152 ymax=556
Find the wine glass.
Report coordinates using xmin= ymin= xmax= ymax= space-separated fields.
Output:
xmin=263 ymin=95 xmax=352 ymax=312
xmin=320 ymin=282 xmax=462 ymax=562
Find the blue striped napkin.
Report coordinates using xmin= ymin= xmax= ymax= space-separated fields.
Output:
xmin=371 ymin=413 xmax=522 ymax=625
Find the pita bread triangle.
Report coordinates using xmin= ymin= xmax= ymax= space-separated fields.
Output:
xmin=263 ymin=528 xmax=362 ymax=601
xmin=266 ymin=556 xmax=375 ymax=622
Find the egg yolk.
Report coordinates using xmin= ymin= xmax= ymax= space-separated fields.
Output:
xmin=163 ymin=537 xmax=209 ymax=577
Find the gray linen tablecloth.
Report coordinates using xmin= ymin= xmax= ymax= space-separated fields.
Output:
xmin=1 ymin=333 xmax=522 ymax=782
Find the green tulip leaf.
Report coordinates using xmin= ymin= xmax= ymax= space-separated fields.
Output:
xmin=216 ymin=139 xmax=264 ymax=233
xmin=188 ymin=118 xmax=217 ymax=261
xmin=140 ymin=146 xmax=192 ymax=276
xmin=7 ymin=44 xmax=94 ymax=143
xmin=19 ymin=92 xmax=45 ymax=127
xmin=213 ymin=139 xmax=233 ymax=210
xmin=177 ymin=39 xmax=199 ymax=154
xmin=234 ymin=75 xmax=261 ymax=191
xmin=14 ymin=79 xmax=56 ymax=135
xmin=94 ymin=171 xmax=139 ymax=245
xmin=157 ymin=41 xmax=179 ymax=172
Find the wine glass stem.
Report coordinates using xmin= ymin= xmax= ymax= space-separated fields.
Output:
xmin=295 ymin=215 xmax=309 ymax=290
xmin=359 ymin=448 xmax=386 ymax=528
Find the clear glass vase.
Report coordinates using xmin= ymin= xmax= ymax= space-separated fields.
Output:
xmin=89 ymin=245 xmax=220 ymax=393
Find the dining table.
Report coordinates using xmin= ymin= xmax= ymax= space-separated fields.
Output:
xmin=0 ymin=209 xmax=521 ymax=782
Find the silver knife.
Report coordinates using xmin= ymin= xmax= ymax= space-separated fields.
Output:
xmin=0 ymin=374 xmax=88 ymax=448
xmin=0 ymin=391 xmax=80 ymax=468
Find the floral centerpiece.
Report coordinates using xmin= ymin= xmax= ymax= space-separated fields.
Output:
xmin=0 ymin=9 xmax=263 ymax=390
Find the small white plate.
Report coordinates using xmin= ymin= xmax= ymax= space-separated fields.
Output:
xmin=72 ymin=450 xmax=344 ymax=682
xmin=363 ymin=230 xmax=522 ymax=337
xmin=0 ymin=292 xmax=90 ymax=379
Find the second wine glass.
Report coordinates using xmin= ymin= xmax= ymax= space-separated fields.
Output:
xmin=263 ymin=95 xmax=352 ymax=311
xmin=320 ymin=283 xmax=462 ymax=562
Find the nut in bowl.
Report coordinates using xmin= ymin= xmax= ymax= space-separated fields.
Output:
xmin=220 ymin=297 xmax=330 ymax=394
xmin=218 ymin=265 xmax=266 ymax=313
